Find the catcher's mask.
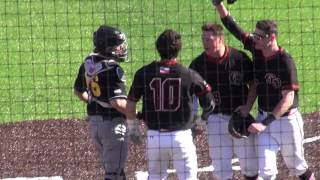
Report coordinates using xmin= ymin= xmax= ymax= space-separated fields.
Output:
xmin=93 ymin=25 xmax=128 ymax=62
xmin=228 ymin=109 xmax=255 ymax=138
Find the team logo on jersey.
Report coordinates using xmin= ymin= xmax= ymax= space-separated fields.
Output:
xmin=160 ymin=66 xmax=170 ymax=74
xmin=229 ymin=71 xmax=243 ymax=86
xmin=265 ymin=73 xmax=281 ymax=89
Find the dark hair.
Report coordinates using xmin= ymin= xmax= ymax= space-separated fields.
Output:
xmin=156 ymin=29 xmax=181 ymax=59
xmin=201 ymin=23 xmax=224 ymax=36
xmin=256 ymin=20 xmax=278 ymax=35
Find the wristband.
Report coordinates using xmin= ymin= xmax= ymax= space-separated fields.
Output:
xmin=261 ymin=114 xmax=276 ymax=126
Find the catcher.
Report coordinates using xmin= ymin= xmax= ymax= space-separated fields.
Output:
xmin=74 ymin=25 xmax=128 ymax=180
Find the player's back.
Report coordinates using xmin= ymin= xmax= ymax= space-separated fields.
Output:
xmin=136 ymin=60 xmax=197 ymax=131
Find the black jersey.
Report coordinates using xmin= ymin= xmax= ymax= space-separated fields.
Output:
xmin=189 ymin=47 xmax=253 ymax=115
xmin=221 ymin=16 xmax=299 ymax=111
xmin=128 ymin=60 xmax=212 ymax=131
xmin=246 ymin=44 xmax=299 ymax=111
xmin=74 ymin=53 xmax=127 ymax=117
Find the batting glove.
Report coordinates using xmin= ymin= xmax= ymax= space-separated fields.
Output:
xmin=212 ymin=0 xmax=223 ymax=6
xmin=127 ymin=119 xmax=143 ymax=145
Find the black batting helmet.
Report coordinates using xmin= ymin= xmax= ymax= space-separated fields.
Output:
xmin=93 ymin=25 xmax=128 ymax=61
xmin=228 ymin=109 xmax=255 ymax=138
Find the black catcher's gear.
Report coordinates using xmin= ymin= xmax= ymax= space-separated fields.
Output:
xmin=93 ymin=25 xmax=128 ymax=61
xmin=228 ymin=109 xmax=255 ymax=138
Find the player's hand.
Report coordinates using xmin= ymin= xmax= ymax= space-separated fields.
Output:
xmin=127 ymin=119 xmax=143 ymax=145
xmin=212 ymin=0 xmax=223 ymax=6
xmin=248 ymin=123 xmax=267 ymax=134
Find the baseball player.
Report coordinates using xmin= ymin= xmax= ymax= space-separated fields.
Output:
xmin=189 ymin=23 xmax=259 ymax=180
xmin=74 ymin=25 xmax=128 ymax=180
xmin=126 ymin=29 xmax=215 ymax=180
xmin=212 ymin=1 xmax=315 ymax=180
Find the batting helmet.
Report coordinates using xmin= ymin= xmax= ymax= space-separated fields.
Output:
xmin=228 ymin=109 xmax=255 ymax=138
xmin=93 ymin=25 xmax=128 ymax=61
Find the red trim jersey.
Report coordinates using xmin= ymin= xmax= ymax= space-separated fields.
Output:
xmin=246 ymin=41 xmax=299 ymax=111
xmin=189 ymin=47 xmax=254 ymax=115
xmin=221 ymin=16 xmax=300 ymax=112
xmin=128 ymin=60 xmax=213 ymax=131
xmin=74 ymin=54 xmax=127 ymax=117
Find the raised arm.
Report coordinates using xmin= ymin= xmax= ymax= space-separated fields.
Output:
xmin=212 ymin=1 xmax=248 ymax=43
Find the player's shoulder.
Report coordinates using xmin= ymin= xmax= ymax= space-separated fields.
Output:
xmin=229 ymin=47 xmax=250 ymax=59
xmin=185 ymin=67 xmax=204 ymax=80
xmin=84 ymin=53 xmax=105 ymax=62
xmin=190 ymin=52 xmax=206 ymax=68
xmin=279 ymin=48 xmax=293 ymax=59
xmin=278 ymin=48 xmax=296 ymax=65
xmin=134 ymin=61 xmax=157 ymax=76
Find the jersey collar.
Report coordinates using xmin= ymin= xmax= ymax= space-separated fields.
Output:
xmin=159 ymin=59 xmax=178 ymax=65
xmin=206 ymin=46 xmax=230 ymax=64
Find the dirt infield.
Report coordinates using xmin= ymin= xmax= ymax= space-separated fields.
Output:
xmin=0 ymin=112 xmax=319 ymax=180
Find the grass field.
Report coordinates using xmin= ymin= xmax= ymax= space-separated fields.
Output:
xmin=0 ymin=0 xmax=319 ymax=123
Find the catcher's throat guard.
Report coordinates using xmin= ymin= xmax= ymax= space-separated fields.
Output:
xmin=228 ymin=109 xmax=255 ymax=138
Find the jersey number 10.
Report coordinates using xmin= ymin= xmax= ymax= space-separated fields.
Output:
xmin=149 ymin=78 xmax=181 ymax=112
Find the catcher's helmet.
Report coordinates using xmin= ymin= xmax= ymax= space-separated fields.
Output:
xmin=93 ymin=25 xmax=128 ymax=61
xmin=228 ymin=109 xmax=255 ymax=138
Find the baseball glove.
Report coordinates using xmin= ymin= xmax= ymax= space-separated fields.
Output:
xmin=228 ymin=110 xmax=255 ymax=138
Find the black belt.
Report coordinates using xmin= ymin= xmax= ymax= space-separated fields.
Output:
xmin=159 ymin=129 xmax=174 ymax=132
xmin=149 ymin=128 xmax=176 ymax=132
xmin=258 ymin=109 xmax=296 ymax=117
